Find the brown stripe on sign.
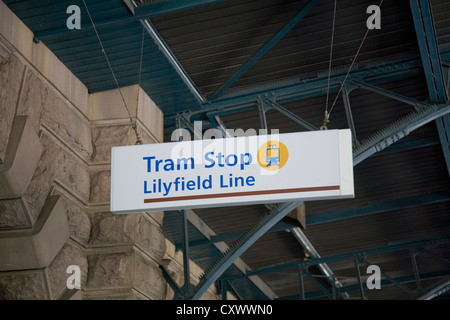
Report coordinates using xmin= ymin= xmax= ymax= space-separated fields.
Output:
xmin=144 ymin=185 xmax=340 ymax=204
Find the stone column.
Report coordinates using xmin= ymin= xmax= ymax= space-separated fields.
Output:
xmin=86 ymin=85 xmax=168 ymax=300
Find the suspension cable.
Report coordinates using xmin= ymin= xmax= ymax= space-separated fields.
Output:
xmin=322 ymin=0 xmax=384 ymax=129
xmin=82 ymin=0 xmax=142 ymax=143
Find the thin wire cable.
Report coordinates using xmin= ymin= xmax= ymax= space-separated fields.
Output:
xmin=82 ymin=0 xmax=140 ymax=142
xmin=324 ymin=0 xmax=338 ymax=124
xmin=327 ymin=0 xmax=384 ymax=120
xmin=134 ymin=25 xmax=146 ymax=144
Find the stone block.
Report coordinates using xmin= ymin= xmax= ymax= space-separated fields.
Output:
xmin=86 ymin=250 xmax=167 ymax=300
xmin=0 ymin=198 xmax=30 ymax=229
xmin=45 ymin=242 xmax=88 ymax=300
xmin=135 ymin=215 xmax=166 ymax=262
xmin=137 ymin=87 xmax=164 ymax=143
xmin=133 ymin=253 xmax=166 ymax=300
xmin=0 ymin=269 xmax=48 ymax=300
xmin=86 ymin=252 xmax=134 ymax=289
xmin=60 ymin=196 xmax=90 ymax=245
xmin=90 ymin=85 xmax=139 ymax=122
xmin=91 ymin=125 xmax=136 ymax=164
xmin=89 ymin=170 xmax=111 ymax=205
xmin=18 ymin=70 xmax=92 ymax=162
xmin=0 ymin=51 xmax=24 ymax=161
xmin=0 ymin=116 xmax=43 ymax=199
xmin=23 ymin=134 xmax=90 ymax=224
xmin=0 ymin=195 xmax=70 ymax=271
xmin=89 ymin=212 xmax=135 ymax=246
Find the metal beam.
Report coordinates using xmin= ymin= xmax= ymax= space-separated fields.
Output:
xmin=436 ymin=114 xmax=450 ymax=176
xmin=176 ymin=222 xmax=293 ymax=250
xmin=134 ymin=0 xmax=228 ymax=17
xmin=281 ymin=270 xmax=450 ymax=300
xmin=34 ymin=0 xmax=228 ymax=42
xmin=184 ymin=187 xmax=448 ymax=250
xmin=208 ymin=0 xmax=322 ymax=100
xmin=410 ymin=0 xmax=450 ymax=175
xmin=360 ymin=256 xmax=416 ymax=298
xmin=291 ymin=227 xmax=348 ymax=299
xmin=409 ymin=0 xmax=447 ymax=104
xmin=264 ymin=98 xmax=318 ymax=131
xmin=241 ymin=237 xmax=450 ymax=278
xmin=342 ymin=83 xmax=360 ymax=148
xmin=348 ymin=80 xmax=430 ymax=112
xmin=417 ymin=278 xmax=450 ymax=300
xmin=139 ymin=18 xmax=206 ymax=104
xmin=306 ymin=191 xmax=450 ymax=226
xmin=190 ymin=201 xmax=300 ymax=299
xmin=181 ymin=210 xmax=191 ymax=296
xmin=353 ymin=103 xmax=450 ymax=166
xmin=160 ymin=264 xmax=185 ymax=299
xmin=373 ymin=136 xmax=441 ymax=157
xmin=184 ymin=209 xmax=278 ymax=300
xmin=165 ymin=58 xmax=426 ymax=124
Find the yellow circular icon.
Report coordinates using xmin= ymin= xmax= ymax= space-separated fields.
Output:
xmin=257 ymin=141 xmax=289 ymax=171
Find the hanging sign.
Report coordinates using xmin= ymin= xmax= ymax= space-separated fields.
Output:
xmin=110 ymin=129 xmax=354 ymax=214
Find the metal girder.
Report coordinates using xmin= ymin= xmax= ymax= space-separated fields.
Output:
xmin=182 ymin=188 xmax=448 ymax=251
xmin=138 ymin=18 xmax=206 ymax=104
xmin=373 ymin=136 xmax=441 ymax=157
xmin=410 ymin=0 xmax=450 ymax=176
xmin=291 ymin=227 xmax=348 ymax=300
xmin=300 ymin=264 xmax=334 ymax=300
xmin=342 ymin=83 xmax=360 ymax=148
xmin=176 ymin=222 xmax=293 ymax=250
xmin=189 ymin=202 xmax=299 ymax=299
xmin=208 ymin=0 xmax=322 ymax=100
xmin=264 ymin=98 xmax=318 ymax=131
xmin=409 ymin=0 xmax=447 ymax=104
xmin=436 ymin=114 xmax=450 ymax=176
xmin=160 ymin=264 xmax=185 ymax=299
xmin=239 ymin=237 xmax=450 ymax=279
xmin=33 ymin=0 xmax=228 ymax=42
xmin=283 ymin=270 xmax=450 ymax=300
xmin=306 ymin=191 xmax=450 ymax=226
xmin=417 ymin=278 xmax=450 ymax=300
xmin=181 ymin=210 xmax=191 ymax=297
xmin=359 ymin=256 xmax=416 ymax=298
xmin=183 ymin=209 xmax=278 ymax=300
xmin=347 ymin=80 xmax=430 ymax=112
xmin=165 ymin=58 xmax=425 ymax=126
xmin=353 ymin=103 xmax=450 ymax=166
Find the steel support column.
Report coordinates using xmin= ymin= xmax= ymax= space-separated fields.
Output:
xmin=181 ymin=210 xmax=191 ymax=296
xmin=353 ymin=256 xmax=366 ymax=300
xmin=410 ymin=0 xmax=450 ymax=175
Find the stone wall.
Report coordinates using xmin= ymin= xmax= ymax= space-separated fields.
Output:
xmin=0 ymin=0 xmax=218 ymax=300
